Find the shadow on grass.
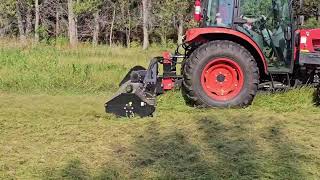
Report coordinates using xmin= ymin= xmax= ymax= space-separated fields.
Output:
xmin=43 ymin=116 xmax=309 ymax=179
xmin=131 ymin=115 xmax=307 ymax=179
xmin=43 ymin=159 xmax=123 ymax=180
xmin=261 ymin=123 xmax=307 ymax=179
xmin=198 ymin=115 xmax=306 ymax=179
xmin=198 ymin=115 xmax=261 ymax=179
xmin=131 ymin=121 xmax=214 ymax=179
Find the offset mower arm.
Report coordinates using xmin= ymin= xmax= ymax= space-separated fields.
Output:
xmin=105 ymin=53 xmax=184 ymax=118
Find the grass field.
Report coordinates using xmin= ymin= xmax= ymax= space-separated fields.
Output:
xmin=0 ymin=40 xmax=320 ymax=179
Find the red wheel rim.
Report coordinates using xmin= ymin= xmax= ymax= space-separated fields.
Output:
xmin=201 ymin=58 xmax=244 ymax=101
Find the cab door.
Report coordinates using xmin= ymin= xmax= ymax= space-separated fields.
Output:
xmin=239 ymin=0 xmax=294 ymax=73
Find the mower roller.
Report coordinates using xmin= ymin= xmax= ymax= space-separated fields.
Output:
xmin=105 ymin=0 xmax=320 ymax=117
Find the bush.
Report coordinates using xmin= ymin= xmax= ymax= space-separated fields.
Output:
xmin=302 ymin=17 xmax=320 ymax=29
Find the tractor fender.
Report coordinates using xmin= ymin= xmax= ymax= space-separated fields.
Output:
xmin=298 ymin=29 xmax=320 ymax=53
xmin=185 ymin=27 xmax=268 ymax=74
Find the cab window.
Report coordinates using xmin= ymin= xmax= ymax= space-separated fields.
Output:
xmin=206 ymin=0 xmax=234 ymax=27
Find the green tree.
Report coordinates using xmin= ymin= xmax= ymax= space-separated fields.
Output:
xmin=0 ymin=0 xmax=16 ymax=37
xmin=153 ymin=0 xmax=192 ymax=46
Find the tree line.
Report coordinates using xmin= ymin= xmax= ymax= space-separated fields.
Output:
xmin=0 ymin=0 xmax=319 ymax=48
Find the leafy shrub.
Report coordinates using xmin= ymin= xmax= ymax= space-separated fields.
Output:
xmin=302 ymin=17 xmax=320 ymax=29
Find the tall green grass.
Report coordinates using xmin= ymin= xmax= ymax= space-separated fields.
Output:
xmin=0 ymin=42 xmax=164 ymax=94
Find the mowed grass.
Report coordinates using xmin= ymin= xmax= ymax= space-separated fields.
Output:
xmin=0 ymin=41 xmax=320 ymax=179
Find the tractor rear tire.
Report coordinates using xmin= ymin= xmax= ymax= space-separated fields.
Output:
xmin=182 ymin=40 xmax=259 ymax=108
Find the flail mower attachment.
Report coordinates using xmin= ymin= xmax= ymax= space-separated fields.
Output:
xmin=105 ymin=52 xmax=183 ymax=118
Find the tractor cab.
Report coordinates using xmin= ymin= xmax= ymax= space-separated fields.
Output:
xmin=202 ymin=0 xmax=294 ymax=72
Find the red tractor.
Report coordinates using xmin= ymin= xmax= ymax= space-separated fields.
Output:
xmin=106 ymin=0 xmax=320 ymax=117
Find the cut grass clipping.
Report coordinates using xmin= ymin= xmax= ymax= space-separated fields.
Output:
xmin=0 ymin=42 xmax=320 ymax=179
